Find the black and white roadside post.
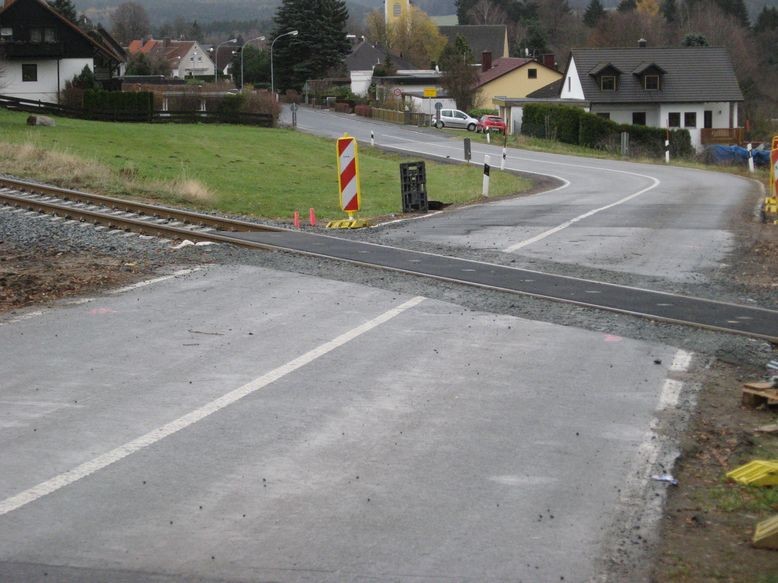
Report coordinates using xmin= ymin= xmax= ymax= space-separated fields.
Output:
xmin=434 ymin=101 xmax=442 ymax=128
xmin=501 ymin=132 xmax=507 ymax=170
xmin=464 ymin=137 xmax=471 ymax=163
xmin=665 ymin=130 xmax=670 ymax=164
xmin=290 ymin=102 xmax=298 ymax=128
xmin=747 ymin=142 xmax=754 ymax=173
xmin=482 ymin=155 xmax=491 ymax=197
xmin=371 ymin=130 xmax=375 ymax=147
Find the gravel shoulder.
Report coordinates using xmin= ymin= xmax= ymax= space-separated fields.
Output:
xmin=1 ymin=173 xmax=776 ymax=581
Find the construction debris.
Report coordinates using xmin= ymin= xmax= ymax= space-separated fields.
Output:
xmin=742 ymin=381 xmax=778 ymax=408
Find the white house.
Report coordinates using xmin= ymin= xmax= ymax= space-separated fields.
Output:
xmin=558 ymin=45 xmax=744 ymax=150
xmin=128 ymin=39 xmax=215 ymax=79
xmin=0 ymin=0 xmax=125 ymax=102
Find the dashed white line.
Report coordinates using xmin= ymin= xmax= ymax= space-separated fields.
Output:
xmin=669 ymin=350 xmax=693 ymax=373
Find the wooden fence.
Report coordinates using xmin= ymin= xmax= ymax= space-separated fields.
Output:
xmin=367 ymin=107 xmax=432 ymax=127
xmin=0 ymin=94 xmax=273 ymax=127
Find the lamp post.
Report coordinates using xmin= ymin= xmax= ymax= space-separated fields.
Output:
xmin=240 ymin=35 xmax=266 ymax=92
xmin=270 ymin=30 xmax=298 ymax=100
xmin=214 ymin=38 xmax=237 ymax=84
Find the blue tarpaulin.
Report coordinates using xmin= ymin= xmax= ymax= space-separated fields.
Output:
xmin=703 ymin=145 xmax=770 ymax=167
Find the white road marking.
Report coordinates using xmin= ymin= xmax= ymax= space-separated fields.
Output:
xmin=107 ymin=268 xmax=202 ymax=295
xmin=657 ymin=379 xmax=684 ymax=410
xmin=0 ymin=311 xmax=43 ymax=327
xmin=502 ymin=175 xmax=661 ymax=252
xmin=0 ymin=296 xmax=426 ymax=517
xmin=669 ymin=349 xmax=693 ymax=372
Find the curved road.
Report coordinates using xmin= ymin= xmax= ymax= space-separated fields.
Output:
xmin=290 ymin=107 xmax=757 ymax=285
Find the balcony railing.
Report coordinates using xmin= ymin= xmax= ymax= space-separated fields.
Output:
xmin=701 ymin=127 xmax=744 ymax=145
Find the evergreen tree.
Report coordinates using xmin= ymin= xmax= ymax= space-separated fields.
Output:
xmin=660 ymin=0 xmax=677 ymax=22
xmin=754 ymin=6 xmax=778 ymax=33
xmin=682 ymin=33 xmax=708 ymax=46
xmin=686 ymin=0 xmax=749 ymax=27
xmin=271 ymin=0 xmax=350 ymax=92
xmin=617 ymin=0 xmax=636 ymax=12
xmin=48 ymin=0 xmax=77 ymax=22
xmin=583 ymin=0 xmax=606 ymax=27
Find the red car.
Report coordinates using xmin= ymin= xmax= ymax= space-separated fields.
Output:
xmin=476 ymin=115 xmax=507 ymax=133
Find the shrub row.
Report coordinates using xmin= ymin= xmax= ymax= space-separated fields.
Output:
xmin=83 ymin=90 xmax=153 ymax=115
xmin=354 ymin=104 xmax=372 ymax=118
xmin=521 ymin=103 xmax=693 ymax=158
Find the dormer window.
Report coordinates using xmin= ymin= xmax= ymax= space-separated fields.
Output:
xmin=589 ymin=62 xmax=622 ymax=93
xmin=633 ymin=62 xmax=665 ymax=91
xmin=644 ymin=75 xmax=659 ymax=90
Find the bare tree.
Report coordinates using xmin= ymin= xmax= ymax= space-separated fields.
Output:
xmin=467 ymin=0 xmax=507 ymax=25
xmin=111 ymin=2 xmax=151 ymax=45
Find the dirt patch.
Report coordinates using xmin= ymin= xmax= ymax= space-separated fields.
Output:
xmin=652 ymin=357 xmax=778 ymax=582
xmin=0 ymin=243 xmax=158 ymax=313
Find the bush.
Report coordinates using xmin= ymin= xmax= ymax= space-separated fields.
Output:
xmin=83 ymin=90 xmax=153 ymax=116
xmin=469 ymin=108 xmax=498 ymax=118
xmin=522 ymin=103 xmax=693 ymax=159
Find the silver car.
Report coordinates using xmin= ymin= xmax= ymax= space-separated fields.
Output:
xmin=434 ymin=109 xmax=478 ymax=131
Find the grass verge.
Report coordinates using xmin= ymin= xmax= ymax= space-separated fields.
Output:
xmin=0 ymin=109 xmax=531 ymax=221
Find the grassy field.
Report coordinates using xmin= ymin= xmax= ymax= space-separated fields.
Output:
xmin=0 ymin=109 xmax=531 ymax=221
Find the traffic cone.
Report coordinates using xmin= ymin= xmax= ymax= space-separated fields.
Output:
xmin=293 ymin=210 xmax=300 ymax=229
xmin=309 ymin=208 xmax=317 ymax=227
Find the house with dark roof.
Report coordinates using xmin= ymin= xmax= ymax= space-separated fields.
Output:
xmin=128 ymin=38 xmax=214 ymax=79
xmin=559 ymin=45 xmax=744 ymax=149
xmin=345 ymin=39 xmax=425 ymax=97
xmin=0 ymin=0 xmax=125 ymax=102
xmin=439 ymin=25 xmax=509 ymax=65
xmin=474 ymin=52 xmax=561 ymax=109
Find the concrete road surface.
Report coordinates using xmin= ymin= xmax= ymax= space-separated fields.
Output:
xmin=0 ymin=265 xmax=689 ymax=582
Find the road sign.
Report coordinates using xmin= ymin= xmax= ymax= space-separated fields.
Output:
xmin=423 ymin=88 xmax=437 ymax=98
xmin=393 ymin=87 xmax=402 ymax=97
xmin=337 ymin=134 xmax=361 ymax=215
xmin=771 ymin=136 xmax=778 ymax=197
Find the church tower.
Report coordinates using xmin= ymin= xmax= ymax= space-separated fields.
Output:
xmin=385 ymin=0 xmax=411 ymax=25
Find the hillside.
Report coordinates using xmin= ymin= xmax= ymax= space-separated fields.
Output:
xmin=73 ymin=0 xmax=458 ymax=26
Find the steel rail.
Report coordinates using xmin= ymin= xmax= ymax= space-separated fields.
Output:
xmin=0 ymin=176 xmax=282 ymax=233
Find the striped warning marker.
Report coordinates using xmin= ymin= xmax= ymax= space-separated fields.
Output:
xmin=337 ymin=134 xmax=361 ymax=214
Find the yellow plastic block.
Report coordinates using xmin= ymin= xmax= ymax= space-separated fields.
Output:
xmin=726 ymin=460 xmax=778 ymax=486
xmin=753 ymin=515 xmax=778 ymax=550
xmin=326 ymin=218 xmax=369 ymax=229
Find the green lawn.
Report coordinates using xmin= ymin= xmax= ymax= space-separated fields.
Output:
xmin=0 ymin=109 xmax=531 ymax=221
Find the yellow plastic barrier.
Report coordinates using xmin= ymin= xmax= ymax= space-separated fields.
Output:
xmin=726 ymin=460 xmax=778 ymax=486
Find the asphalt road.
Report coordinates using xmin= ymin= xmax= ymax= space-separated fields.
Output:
xmin=0 ymin=109 xmax=755 ymax=582
xmin=290 ymin=107 xmax=758 ymax=285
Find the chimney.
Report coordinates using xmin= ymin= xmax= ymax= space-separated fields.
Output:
xmin=481 ymin=50 xmax=492 ymax=72
xmin=542 ymin=53 xmax=556 ymax=70
xmin=638 ymin=38 xmax=647 ymax=48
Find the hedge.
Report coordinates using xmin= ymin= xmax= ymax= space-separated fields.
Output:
xmin=83 ymin=90 xmax=153 ymax=115
xmin=521 ymin=103 xmax=693 ymax=159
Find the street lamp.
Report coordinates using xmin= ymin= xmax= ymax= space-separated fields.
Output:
xmin=240 ymin=35 xmax=266 ymax=92
xmin=214 ymin=38 xmax=237 ymax=84
xmin=271 ymin=30 xmax=299 ymax=99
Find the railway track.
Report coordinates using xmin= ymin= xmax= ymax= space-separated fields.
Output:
xmin=0 ymin=176 xmax=283 ymax=244
xmin=1 ymin=175 xmax=777 ymax=343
